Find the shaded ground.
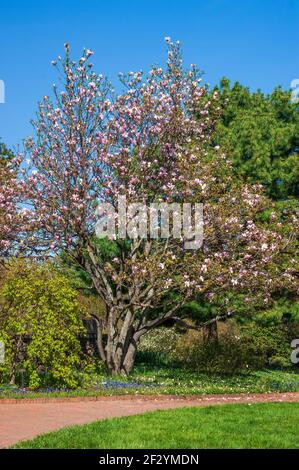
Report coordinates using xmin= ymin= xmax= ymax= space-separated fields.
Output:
xmin=1 ymin=392 xmax=299 ymax=448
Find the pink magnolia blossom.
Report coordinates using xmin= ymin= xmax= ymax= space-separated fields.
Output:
xmin=20 ymin=39 xmax=299 ymax=375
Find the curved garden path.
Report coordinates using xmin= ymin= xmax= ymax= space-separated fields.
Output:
xmin=1 ymin=392 xmax=299 ymax=448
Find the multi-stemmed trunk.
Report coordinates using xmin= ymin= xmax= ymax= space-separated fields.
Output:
xmin=108 ymin=338 xmax=138 ymax=376
xmin=94 ymin=309 xmax=142 ymax=376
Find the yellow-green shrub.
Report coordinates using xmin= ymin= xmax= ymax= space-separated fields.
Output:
xmin=0 ymin=260 xmax=85 ymax=388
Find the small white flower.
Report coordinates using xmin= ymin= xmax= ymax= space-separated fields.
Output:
xmin=86 ymin=49 xmax=94 ymax=57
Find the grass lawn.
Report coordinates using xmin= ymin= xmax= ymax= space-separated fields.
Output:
xmin=1 ymin=365 xmax=299 ymax=399
xmin=13 ymin=403 xmax=299 ymax=449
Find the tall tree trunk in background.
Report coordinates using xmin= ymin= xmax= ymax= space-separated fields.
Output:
xmin=203 ymin=321 xmax=218 ymax=345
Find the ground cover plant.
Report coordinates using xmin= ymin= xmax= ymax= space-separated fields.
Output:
xmin=1 ymin=366 xmax=299 ymax=399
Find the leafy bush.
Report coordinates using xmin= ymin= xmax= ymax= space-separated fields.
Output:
xmin=0 ymin=260 xmax=86 ymax=388
xmin=268 ymin=356 xmax=290 ymax=369
xmin=137 ymin=327 xmax=181 ymax=366
xmin=240 ymin=322 xmax=293 ymax=366
xmin=175 ymin=323 xmax=255 ymax=374
xmin=175 ymin=320 xmax=297 ymax=373
xmin=136 ymin=320 xmax=298 ymax=374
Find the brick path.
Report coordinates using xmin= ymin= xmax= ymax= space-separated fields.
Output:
xmin=1 ymin=392 xmax=299 ymax=448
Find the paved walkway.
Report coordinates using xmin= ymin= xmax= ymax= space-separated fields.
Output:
xmin=1 ymin=392 xmax=299 ymax=448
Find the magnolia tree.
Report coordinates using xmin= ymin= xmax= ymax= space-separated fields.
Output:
xmin=0 ymin=146 xmax=26 ymax=264
xmin=23 ymin=40 xmax=298 ymax=375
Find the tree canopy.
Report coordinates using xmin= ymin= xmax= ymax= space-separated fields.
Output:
xmin=213 ymin=78 xmax=299 ymax=200
xmin=20 ymin=41 xmax=298 ymax=375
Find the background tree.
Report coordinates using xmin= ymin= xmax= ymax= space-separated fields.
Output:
xmin=0 ymin=140 xmax=15 ymax=168
xmin=0 ymin=141 xmax=26 ymax=263
xmin=23 ymin=41 xmax=298 ymax=375
xmin=197 ymin=79 xmax=299 ymax=339
xmin=212 ymin=79 xmax=299 ymax=200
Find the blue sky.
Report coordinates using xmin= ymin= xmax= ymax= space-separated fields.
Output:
xmin=0 ymin=0 xmax=298 ymax=148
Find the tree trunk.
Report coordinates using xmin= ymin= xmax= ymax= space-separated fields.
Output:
xmin=9 ymin=373 xmax=16 ymax=386
xmin=104 ymin=340 xmax=137 ymax=376
xmin=106 ymin=331 xmax=138 ymax=376
xmin=203 ymin=321 xmax=218 ymax=344
xmin=120 ymin=340 xmax=137 ymax=375
xmin=100 ymin=306 xmax=139 ymax=376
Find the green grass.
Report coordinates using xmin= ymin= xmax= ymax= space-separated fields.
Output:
xmin=129 ymin=364 xmax=299 ymax=395
xmin=1 ymin=365 xmax=299 ymax=399
xmin=13 ymin=403 xmax=299 ymax=449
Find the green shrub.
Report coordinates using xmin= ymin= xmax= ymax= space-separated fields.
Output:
xmin=137 ymin=327 xmax=181 ymax=366
xmin=175 ymin=323 xmax=258 ymax=374
xmin=268 ymin=356 xmax=290 ymax=369
xmin=174 ymin=321 xmax=296 ymax=374
xmin=135 ymin=320 xmax=297 ymax=373
xmin=0 ymin=260 xmax=86 ymax=388
xmin=240 ymin=323 xmax=292 ymax=366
